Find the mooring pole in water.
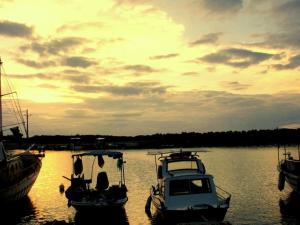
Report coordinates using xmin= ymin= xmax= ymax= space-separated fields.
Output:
xmin=298 ymin=144 xmax=300 ymax=160
xmin=154 ymin=154 xmax=158 ymax=180
xmin=277 ymin=144 xmax=280 ymax=162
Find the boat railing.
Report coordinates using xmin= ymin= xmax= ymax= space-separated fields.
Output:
xmin=215 ymin=185 xmax=231 ymax=205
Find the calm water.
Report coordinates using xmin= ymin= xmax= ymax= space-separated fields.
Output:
xmin=2 ymin=147 xmax=300 ymax=225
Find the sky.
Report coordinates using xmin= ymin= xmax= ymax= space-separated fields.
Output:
xmin=0 ymin=0 xmax=300 ymax=136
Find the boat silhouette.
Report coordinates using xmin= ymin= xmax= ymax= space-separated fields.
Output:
xmin=0 ymin=58 xmax=44 ymax=202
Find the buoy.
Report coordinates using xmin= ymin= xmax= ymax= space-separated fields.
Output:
xmin=278 ymin=172 xmax=285 ymax=191
xmin=59 ymin=184 xmax=65 ymax=193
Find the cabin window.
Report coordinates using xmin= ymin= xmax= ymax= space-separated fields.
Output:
xmin=169 ymin=178 xmax=211 ymax=196
xmin=167 ymin=160 xmax=198 ymax=171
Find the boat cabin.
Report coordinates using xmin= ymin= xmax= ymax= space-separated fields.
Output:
xmin=156 ymin=151 xmax=206 ymax=180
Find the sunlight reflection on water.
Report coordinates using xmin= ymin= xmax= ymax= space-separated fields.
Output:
xmin=4 ymin=147 xmax=300 ymax=225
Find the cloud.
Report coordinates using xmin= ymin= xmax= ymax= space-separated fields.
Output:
xmin=57 ymin=22 xmax=103 ymax=32
xmin=72 ymin=81 xmax=169 ymax=96
xmin=20 ymin=37 xmax=85 ymax=56
xmin=200 ymin=48 xmax=275 ymax=68
xmin=37 ymin=84 xmax=58 ymax=89
xmin=111 ymin=112 xmax=143 ymax=118
xmin=0 ymin=20 xmax=33 ymax=37
xmin=114 ymin=0 xmax=150 ymax=6
xmin=220 ymin=81 xmax=251 ymax=91
xmin=9 ymin=71 xmax=90 ymax=84
xmin=122 ymin=64 xmax=160 ymax=74
xmin=23 ymin=90 xmax=300 ymax=135
xmin=253 ymin=32 xmax=300 ymax=50
xmin=181 ymin=72 xmax=199 ymax=76
xmin=16 ymin=58 xmax=56 ymax=68
xmin=64 ymin=109 xmax=93 ymax=119
xmin=273 ymin=54 xmax=300 ymax=70
xmin=274 ymin=0 xmax=300 ymax=28
xmin=62 ymin=56 xmax=98 ymax=68
xmin=280 ymin=122 xmax=300 ymax=129
xmin=190 ymin=33 xmax=222 ymax=46
xmin=201 ymin=0 xmax=243 ymax=14
xmin=150 ymin=53 xmax=179 ymax=60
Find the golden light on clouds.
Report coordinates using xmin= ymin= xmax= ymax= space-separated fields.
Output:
xmin=1 ymin=0 xmax=300 ymax=135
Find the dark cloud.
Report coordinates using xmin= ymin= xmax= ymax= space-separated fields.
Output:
xmin=150 ymin=53 xmax=179 ymax=60
xmin=190 ymin=33 xmax=222 ymax=46
xmin=201 ymin=0 xmax=243 ymax=14
xmin=72 ymin=81 xmax=169 ymax=96
xmin=17 ymin=58 xmax=56 ymax=68
xmin=122 ymin=64 xmax=160 ymax=74
xmin=0 ymin=20 xmax=33 ymax=37
xmin=10 ymin=71 xmax=90 ymax=84
xmin=273 ymin=54 xmax=300 ymax=70
xmin=64 ymin=109 xmax=93 ymax=119
xmin=220 ymin=81 xmax=251 ymax=91
xmin=37 ymin=84 xmax=58 ymax=89
xmin=252 ymin=1 xmax=300 ymax=50
xmin=200 ymin=48 xmax=275 ymax=68
xmin=9 ymin=73 xmax=54 ymax=80
xmin=253 ymin=32 xmax=300 ymax=50
xmin=62 ymin=56 xmax=98 ymax=68
xmin=274 ymin=0 xmax=300 ymax=28
xmin=181 ymin=72 xmax=199 ymax=76
xmin=25 ymin=90 xmax=300 ymax=135
xmin=20 ymin=37 xmax=85 ymax=56
xmin=111 ymin=112 xmax=142 ymax=118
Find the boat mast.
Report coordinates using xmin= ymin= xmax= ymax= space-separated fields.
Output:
xmin=0 ymin=57 xmax=3 ymax=138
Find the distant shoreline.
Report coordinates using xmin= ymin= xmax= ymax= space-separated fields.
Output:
xmin=3 ymin=128 xmax=300 ymax=150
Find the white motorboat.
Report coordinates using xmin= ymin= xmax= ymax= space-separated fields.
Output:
xmin=145 ymin=150 xmax=231 ymax=223
xmin=277 ymin=144 xmax=300 ymax=193
xmin=64 ymin=150 xmax=128 ymax=211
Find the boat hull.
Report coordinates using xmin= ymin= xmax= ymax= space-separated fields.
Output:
xmin=150 ymin=197 xmax=229 ymax=223
xmin=151 ymin=205 xmax=228 ymax=223
xmin=70 ymin=197 xmax=128 ymax=211
xmin=0 ymin=155 xmax=42 ymax=202
xmin=278 ymin=160 xmax=300 ymax=193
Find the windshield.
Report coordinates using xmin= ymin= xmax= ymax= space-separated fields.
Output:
xmin=169 ymin=178 xmax=211 ymax=196
xmin=167 ymin=160 xmax=198 ymax=171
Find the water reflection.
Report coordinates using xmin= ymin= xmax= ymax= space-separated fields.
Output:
xmin=279 ymin=191 xmax=300 ymax=225
xmin=74 ymin=207 xmax=129 ymax=225
xmin=0 ymin=196 xmax=36 ymax=225
xmin=147 ymin=211 xmax=232 ymax=225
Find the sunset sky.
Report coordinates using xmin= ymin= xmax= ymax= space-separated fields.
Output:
xmin=0 ymin=0 xmax=300 ymax=136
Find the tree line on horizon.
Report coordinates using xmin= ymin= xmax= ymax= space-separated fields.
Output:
xmin=4 ymin=128 xmax=300 ymax=150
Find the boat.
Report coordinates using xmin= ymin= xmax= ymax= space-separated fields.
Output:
xmin=277 ymin=144 xmax=300 ymax=193
xmin=64 ymin=150 xmax=128 ymax=211
xmin=0 ymin=58 xmax=45 ymax=202
xmin=145 ymin=149 xmax=231 ymax=223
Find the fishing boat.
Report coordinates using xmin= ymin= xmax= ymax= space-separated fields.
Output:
xmin=64 ymin=150 xmax=128 ymax=211
xmin=145 ymin=149 xmax=231 ymax=223
xmin=0 ymin=58 xmax=44 ymax=202
xmin=277 ymin=144 xmax=300 ymax=193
